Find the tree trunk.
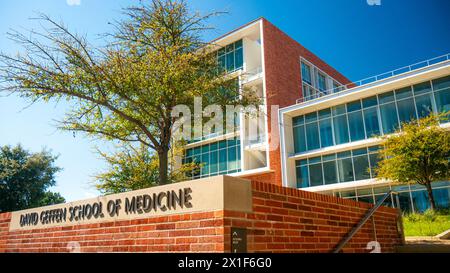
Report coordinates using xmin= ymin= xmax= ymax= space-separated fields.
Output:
xmin=425 ymin=181 xmax=437 ymax=211
xmin=158 ymin=148 xmax=169 ymax=185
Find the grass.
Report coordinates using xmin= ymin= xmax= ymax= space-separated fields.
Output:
xmin=403 ymin=209 xmax=450 ymax=237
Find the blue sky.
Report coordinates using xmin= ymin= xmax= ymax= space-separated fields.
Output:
xmin=0 ymin=0 xmax=449 ymax=202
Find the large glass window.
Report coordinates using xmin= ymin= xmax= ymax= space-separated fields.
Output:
xmin=333 ymin=114 xmax=349 ymax=145
xmin=296 ymin=160 xmax=310 ymax=188
xmin=347 ymin=103 xmax=365 ymax=142
xmin=380 ymin=102 xmax=399 ymax=134
xmin=306 ymin=122 xmax=320 ymax=150
xmin=397 ymin=97 xmax=417 ymax=125
xmin=434 ymin=84 xmax=450 ymax=116
xmin=363 ymin=107 xmax=380 ymax=137
xmin=353 ymin=149 xmax=371 ymax=181
xmin=309 ymin=157 xmax=324 ymax=187
xmin=317 ymin=72 xmax=327 ymax=91
xmin=301 ymin=62 xmax=312 ymax=85
xmin=184 ymin=138 xmax=241 ymax=179
xmin=217 ymin=40 xmax=243 ymax=73
xmin=292 ymin=76 xmax=450 ymax=154
xmin=323 ymin=160 xmax=338 ymax=185
xmin=295 ymin=146 xmax=380 ymax=187
xmin=415 ymin=94 xmax=433 ymax=118
xmin=319 ymin=118 xmax=333 ymax=148
xmin=337 ymin=157 xmax=354 ymax=183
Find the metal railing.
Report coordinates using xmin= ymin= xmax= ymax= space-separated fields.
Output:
xmin=332 ymin=190 xmax=402 ymax=253
xmin=297 ymin=53 xmax=450 ymax=104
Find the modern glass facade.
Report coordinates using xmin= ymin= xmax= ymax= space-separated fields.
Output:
xmin=295 ymin=146 xmax=380 ymax=188
xmin=292 ymin=75 xmax=450 ymax=154
xmin=183 ymin=137 xmax=241 ymax=179
xmin=217 ymin=40 xmax=244 ymax=73
xmin=334 ymin=181 xmax=450 ymax=213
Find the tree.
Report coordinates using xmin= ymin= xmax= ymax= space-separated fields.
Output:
xmin=376 ymin=114 xmax=450 ymax=211
xmin=94 ymin=143 xmax=198 ymax=194
xmin=0 ymin=0 xmax=259 ymax=185
xmin=0 ymin=145 xmax=64 ymax=212
xmin=38 ymin=192 xmax=66 ymax=207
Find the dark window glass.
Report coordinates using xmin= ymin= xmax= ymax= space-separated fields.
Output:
xmin=305 ymin=112 xmax=318 ymax=123
xmin=413 ymin=81 xmax=432 ymax=95
xmin=235 ymin=47 xmax=244 ymax=70
xmin=319 ymin=109 xmax=331 ymax=119
xmin=333 ymin=115 xmax=349 ymax=144
xmin=348 ymin=111 xmax=365 ymax=141
xmin=227 ymin=146 xmax=237 ymax=171
xmin=379 ymin=91 xmax=395 ymax=104
xmin=301 ymin=62 xmax=312 ymax=85
xmin=415 ymin=94 xmax=433 ymax=118
xmin=347 ymin=101 xmax=362 ymax=112
xmin=296 ymin=165 xmax=310 ymax=188
xmin=411 ymin=190 xmax=430 ymax=213
xmin=319 ymin=119 xmax=334 ymax=148
xmin=323 ymin=161 xmax=338 ymax=185
xmin=363 ymin=96 xmax=378 ymax=108
xmin=337 ymin=158 xmax=354 ymax=183
xmin=395 ymin=87 xmax=413 ymax=100
xmin=353 ymin=155 xmax=371 ymax=181
xmin=435 ymin=87 xmax=450 ymax=116
xmin=369 ymin=153 xmax=380 ymax=177
xmin=210 ymin=150 xmax=218 ymax=174
xmin=433 ymin=188 xmax=450 ymax=209
xmin=293 ymin=125 xmax=306 ymax=153
xmin=201 ymin=153 xmax=209 ymax=176
xmin=317 ymin=73 xmax=327 ymax=91
xmin=397 ymin=98 xmax=417 ymax=125
xmin=306 ymin=122 xmax=320 ymax=150
xmin=332 ymin=105 xmax=346 ymax=116
xmin=358 ymin=195 xmax=374 ymax=204
xmin=363 ymin=107 xmax=381 ymax=137
xmin=219 ymin=149 xmax=227 ymax=172
xmin=226 ymin=52 xmax=235 ymax=72
xmin=293 ymin=116 xmax=304 ymax=126
xmin=309 ymin=163 xmax=324 ymax=187
xmin=397 ymin=192 xmax=412 ymax=213
xmin=380 ymin=102 xmax=399 ymax=134
xmin=432 ymin=75 xmax=450 ymax=91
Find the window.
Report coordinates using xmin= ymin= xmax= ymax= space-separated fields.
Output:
xmin=323 ymin=160 xmax=338 ymax=185
xmin=333 ymin=114 xmax=349 ymax=144
xmin=353 ymin=149 xmax=370 ymax=181
xmin=309 ymin=160 xmax=323 ymax=187
xmin=433 ymin=76 xmax=450 ymax=117
xmin=295 ymin=147 xmax=380 ymax=188
xmin=296 ymin=160 xmax=310 ymax=188
xmin=380 ymin=102 xmax=399 ymax=134
xmin=337 ymin=157 xmax=354 ymax=183
xmin=317 ymin=72 xmax=327 ymax=91
xmin=184 ymin=138 xmax=241 ymax=179
xmin=363 ymin=107 xmax=380 ymax=137
xmin=347 ymin=110 xmax=365 ymax=141
xmin=291 ymin=77 xmax=450 ymax=154
xmin=301 ymin=62 xmax=312 ymax=85
xmin=217 ymin=40 xmax=243 ymax=73
xmin=397 ymin=98 xmax=417 ymax=125
xmin=319 ymin=118 xmax=334 ymax=148
xmin=306 ymin=122 xmax=320 ymax=150
xmin=415 ymin=94 xmax=433 ymax=118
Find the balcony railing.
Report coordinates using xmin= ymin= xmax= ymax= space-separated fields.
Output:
xmin=296 ymin=53 xmax=450 ymax=104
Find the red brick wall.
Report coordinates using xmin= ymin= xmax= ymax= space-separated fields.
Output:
xmin=224 ymin=181 xmax=403 ymax=253
xmin=0 ymin=181 xmax=403 ymax=253
xmin=261 ymin=19 xmax=352 ymax=186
